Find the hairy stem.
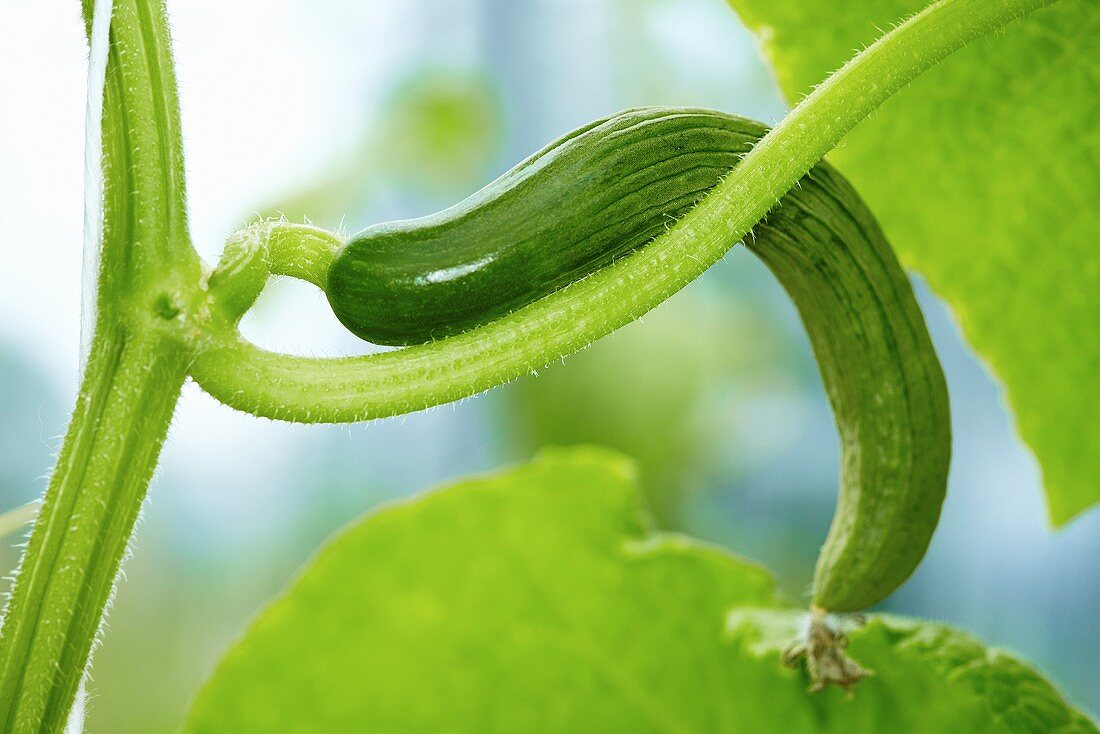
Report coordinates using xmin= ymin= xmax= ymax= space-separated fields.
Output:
xmin=192 ymin=0 xmax=1059 ymax=423
xmin=265 ymin=223 xmax=343 ymax=288
xmin=0 ymin=0 xmax=199 ymax=731
xmin=0 ymin=334 xmax=189 ymax=733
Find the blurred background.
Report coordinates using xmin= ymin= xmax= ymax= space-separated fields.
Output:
xmin=0 ymin=0 xmax=1097 ymax=730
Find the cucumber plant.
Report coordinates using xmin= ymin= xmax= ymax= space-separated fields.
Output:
xmin=0 ymin=0 xmax=1090 ymax=731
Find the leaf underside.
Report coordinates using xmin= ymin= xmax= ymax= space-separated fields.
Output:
xmin=183 ymin=448 xmax=1095 ymax=733
xmin=725 ymin=0 xmax=1100 ymax=525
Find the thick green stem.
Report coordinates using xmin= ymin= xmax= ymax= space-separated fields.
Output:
xmin=88 ymin=0 xmax=199 ymax=298
xmin=0 ymin=0 xmax=199 ymax=731
xmin=192 ymin=0 xmax=1059 ymax=424
xmin=0 ymin=332 xmax=189 ymax=733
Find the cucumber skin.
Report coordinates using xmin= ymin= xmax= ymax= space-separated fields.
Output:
xmin=751 ymin=161 xmax=951 ymax=612
xmin=327 ymin=107 xmax=950 ymax=612
xmin=327 ymin=108 xmax=761 ymax=346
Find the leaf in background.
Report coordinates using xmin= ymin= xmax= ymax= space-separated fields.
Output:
xmin=373 ymin=68 xmax=504 ymax=195
xmin=183 ymin=448 xmax=1094 ymax=732
xmin=497 ymin=289 xmax=792 ymax=529
xmin=724 ymin=0 xmax=1100 ymax=524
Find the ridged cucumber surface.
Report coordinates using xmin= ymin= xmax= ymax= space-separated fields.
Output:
xmin=326 ymin=107 xmax=950 ymax=612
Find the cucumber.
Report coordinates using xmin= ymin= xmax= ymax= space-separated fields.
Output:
xmin=327 ymin=108 xmax=758 ymax=346
xmin=326 ymin=107 xmax=950 ymax=615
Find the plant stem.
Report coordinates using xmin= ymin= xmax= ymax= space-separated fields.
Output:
xmin=193 ymin=0 xmax=1059 ymax=424
xmin=264 ymin=223 xmax=343 ymax=288
xmin=0 ymin=0 xmax=199 ymax=731
xmin=0 ymin=332 xmax=189 ymax=733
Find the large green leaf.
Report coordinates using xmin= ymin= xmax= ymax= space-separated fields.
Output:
xmin=724 ymin=0 xmax=1099 ymax=524
xmin=184 ymin=448 xmax=1094 ymax=732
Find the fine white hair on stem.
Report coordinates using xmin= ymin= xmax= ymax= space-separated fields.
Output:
xmin=72 ymin=3 xmax=114 ymax=730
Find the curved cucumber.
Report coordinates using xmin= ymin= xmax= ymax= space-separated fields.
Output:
xmin=327 ymin=108 xmax=756 ymax=346
xmin=751 ymin=156 xmax=951 ymax=613
xmin=326 ymin=106 xmax=950 ymax=613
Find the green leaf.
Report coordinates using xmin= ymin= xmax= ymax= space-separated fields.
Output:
xmin=727 ymin=611 xmax=1098 ymax=733
xmin=724 ymin=0 xmax=1100 ymax=524
xmin=184 ymin=448 xmax=1094 ymax=733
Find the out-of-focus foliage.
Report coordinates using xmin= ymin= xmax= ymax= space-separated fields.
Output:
xmin=725 ymin=0 xmax=1100 ymax=525
xmin=498 ymin=288 xmax=790 ymax=528
xmin=257 ymin=66 xmax=503 ymax=228
xmin=374 ymin=68 xmax=503 ymax=194
xmin=184 ymin=448 xmax=1097 ymax=733
xmin=0 ymin=349 xmax=61 ymax=507
xmin=0 ymin=348 xmax=62 ymax=596
xmin=0 ymin=503 xmax=36 ymax=539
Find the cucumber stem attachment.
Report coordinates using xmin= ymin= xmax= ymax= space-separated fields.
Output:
xmin=206 ymin=221 xmax=344 ymax=324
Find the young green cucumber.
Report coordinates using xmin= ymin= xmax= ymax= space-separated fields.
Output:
xmin=326 ymin=106 xmax=950 ymax=614
xmin=751 ymin=156 xmax=951 ymax=614
xmin=327 ymin=108 xmax=755 ymax=346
